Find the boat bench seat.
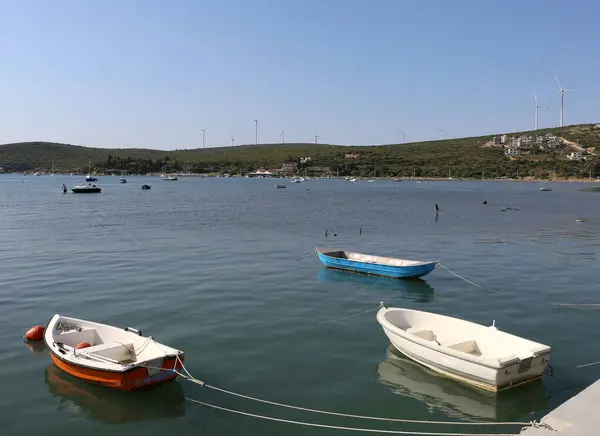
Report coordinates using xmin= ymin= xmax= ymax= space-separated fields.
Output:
xmin=58 ymin=328 xmax=98 ymax=347
xmin=79 ymin=341 xmax=135 ymax=362
xmin=406 ymin=327 xmax=436 ymax=342
xmin=447 ymin=339 xmax=482 ymax=356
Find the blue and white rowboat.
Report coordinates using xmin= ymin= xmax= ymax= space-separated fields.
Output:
xmin=316 ymin=246 xmax=439 ymax=279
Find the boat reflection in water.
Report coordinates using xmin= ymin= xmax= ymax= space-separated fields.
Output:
xmin=45 ymin=364 xmax=185 ymax=423
xmin=377 ymin=347 xmax=548 ymax=422
xmin=25 ymin=340 xmax=47 ymax=353
xmin=317 ymin=267 xmax=436 ymax=303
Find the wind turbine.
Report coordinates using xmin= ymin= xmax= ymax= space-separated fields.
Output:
xmin=200 ymin=128 xmax=206 ymax=148
xmin=397 ymin=131 xmax=406 ymax=144
xmin=533 ymin=91 xmax=539 ymax=130
xmin=230 ymin=131 xmax=234 ymax=147
xmin=280 ymin=129 xmax=285 ymax=144
xmin=548 ymin=74 xmax=574 ymax=127
xmin=254 ymin=118 xmax=259 ymax=144
xmin=314 ymin=128 xmax=319 ymax=144
xmin=437 ymin=128 xmax=445 ymax=140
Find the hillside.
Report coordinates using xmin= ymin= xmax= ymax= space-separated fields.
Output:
xmin=1 ymin=123 xmax=599 ymax=179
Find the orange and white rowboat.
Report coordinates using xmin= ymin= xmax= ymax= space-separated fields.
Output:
xmin=44 ymin=314 xmax=184 ymax=391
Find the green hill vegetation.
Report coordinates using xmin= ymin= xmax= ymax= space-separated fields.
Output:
xmin=1 ymin=123 xmax=599 ymax=180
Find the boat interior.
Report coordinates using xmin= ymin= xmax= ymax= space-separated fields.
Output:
xmin=54 ymin=320 xmax=172 ymax=365
xmin=320 ymin=248 xmax=433 ymax=267
xmin=383 ymin=309 xmax=550 ymax=364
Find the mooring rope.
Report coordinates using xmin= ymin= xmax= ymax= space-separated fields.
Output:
xmin=576 ymin=360 xmax=600 ymax=369
xmin=312 ymin=305 xmax=380 ymax=325
xmin=164 ymin=356 xmax=530 ymax=428
xmin=553 ymin=303 xmax=600 ymax=307
xmin=183 ymin=396 xmax=517 ymax=435
xmin=438 ymin=264 xmax=499 ymax=294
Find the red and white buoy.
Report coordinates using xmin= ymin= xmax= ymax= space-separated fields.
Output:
xmin=24 ymin=325 xmax=45 ymax=341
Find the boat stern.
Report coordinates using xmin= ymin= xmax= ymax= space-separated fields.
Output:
xmin=130 ymin=351 xmax=185 ymax=391
xmin=495 ymin=346 xmax=552 ymax=390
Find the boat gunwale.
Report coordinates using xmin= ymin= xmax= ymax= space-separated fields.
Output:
xmin=315 ymin=246 xmax=438 ymax=268
xmin=44 ymin=314 xmax=183 ymax=375
xmin=376 ymin=307 xmax=551 ymax=370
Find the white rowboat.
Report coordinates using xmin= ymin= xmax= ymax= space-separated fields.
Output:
xmin=376 ymin=304 xmax=551 ymax=392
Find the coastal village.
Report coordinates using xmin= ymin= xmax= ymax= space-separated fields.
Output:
xmin=485 ymin=133 xmax=593 ymax=161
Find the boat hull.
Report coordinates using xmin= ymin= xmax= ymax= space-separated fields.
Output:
xmin=316 ymin=251 xmax=437 ymax=279
xmin=48 ymin=351 xmax=182 ymax=391
xmin=72 ymin=188 xmax=101 ymax=193
xmin=376 ymin=309 xmax=550 ymax=392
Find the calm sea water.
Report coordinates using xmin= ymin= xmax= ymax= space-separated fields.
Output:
xmin=1 ymin=175 xmax=599 ymax=436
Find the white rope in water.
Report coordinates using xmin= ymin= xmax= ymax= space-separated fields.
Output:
xmin=438 ymin=264 xmax=499 ymax=294
xmin=313 ymin=306 xmax=380 ymax=324
xmin=576 ymin=360 xmax=600 ymax=369
xmin=196 ymin=380 xmax=530 ymax=427
xmin=165 ymin=356 xmax=530 ymax=428
xmin=553 ymin=303 xmax=600 ymax=307
xmin=184 ymin=396 xmax=517 ymax=435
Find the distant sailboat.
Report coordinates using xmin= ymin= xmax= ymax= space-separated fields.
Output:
xmin=540 ymin=182 xmax=552 ymax=192
xmin=86 ymin=158 xmax=98 ymax=182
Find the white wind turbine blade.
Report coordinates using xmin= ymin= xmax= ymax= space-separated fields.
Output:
xmin=554 ymin=73 xmax=563 ymax=90
xmin=546 ymin=90 xmax=561 ymax=110
xmin=534 ymin=90 xmax=538 ymax=106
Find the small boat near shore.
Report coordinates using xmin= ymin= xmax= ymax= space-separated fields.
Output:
xmin=376 ymin=347 xmax=548 ymax=420
xmin=376 ymin=304 xmax=552 ymax=392
xmin=316 ymin=246 xmax=438 ymax=279
xmin=43 ymin=314 xmax=184 ymax=391
xmin=119 ymin=178 xmax=127 ymax=184
xmin=161 ymin=175 xmax=178 ymax=181
xmin=71 ymin=183 xmax=101 ymax=193
xmin=141 ymin=184 xmax=151 ymax=190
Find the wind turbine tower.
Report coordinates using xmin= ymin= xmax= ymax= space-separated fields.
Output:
xmin=533 ymin=91 xmax=539 ymax=130
xmin=437 ymin=128 xmax=445 ymax=140
xmin=548 ymin=74 xmax=574 ymax=127
xmin=254 ymin=119 xmax=259 ymax=145
xmin=315 ymin=129 xmax=319 ymax=144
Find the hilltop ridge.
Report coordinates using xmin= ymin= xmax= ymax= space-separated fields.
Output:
xmin=1 ymin=123 xmax=599 ymax=179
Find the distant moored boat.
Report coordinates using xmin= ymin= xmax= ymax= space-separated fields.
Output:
xmin=316 ymin=246 xmax=438 ymax=279
xmin=71 ymin=183 xmax=101 ymax=194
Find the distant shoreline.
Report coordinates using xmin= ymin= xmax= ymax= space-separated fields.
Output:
xmin=3 ymin=172 xmax=599 ymax=184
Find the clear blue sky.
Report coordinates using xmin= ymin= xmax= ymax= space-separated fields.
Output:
xmin=1 ymin=0 xmax=599 ymax=149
